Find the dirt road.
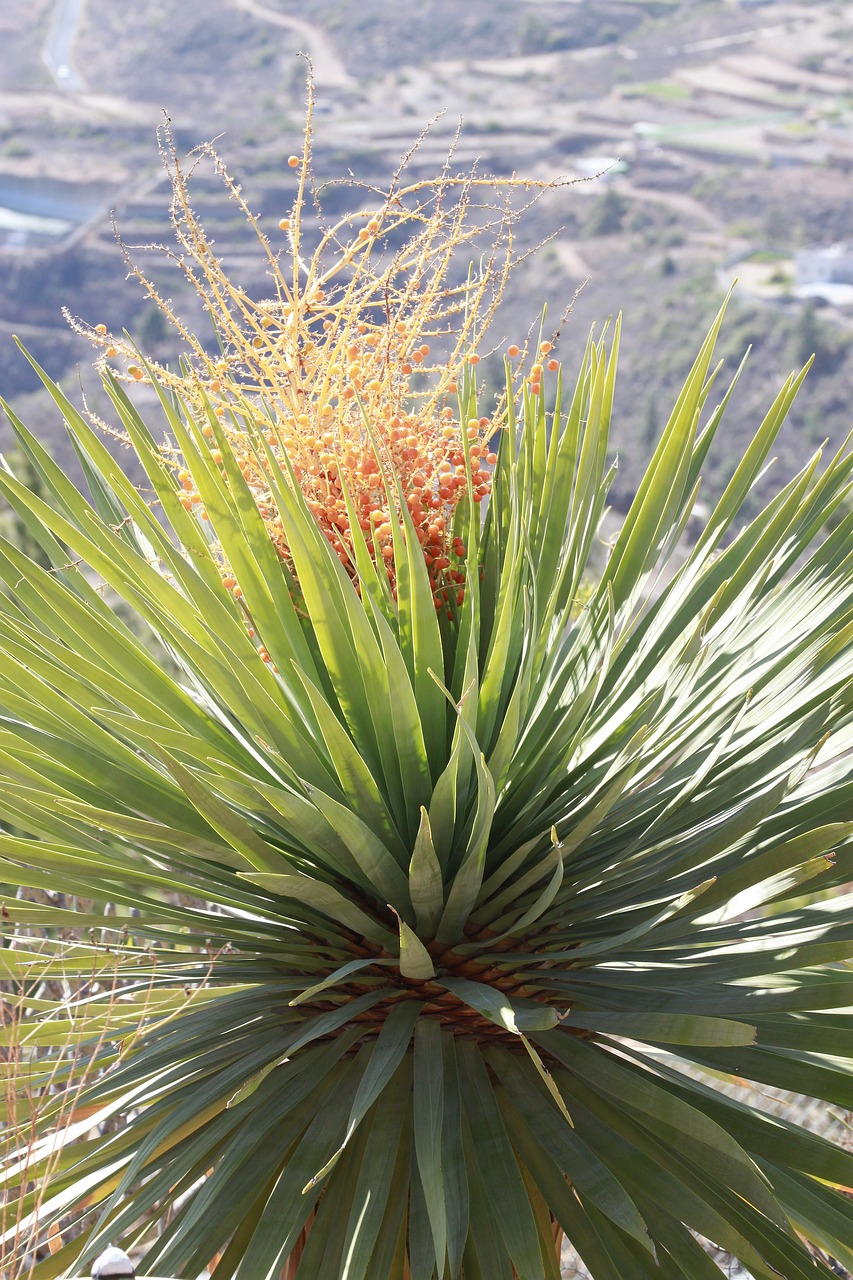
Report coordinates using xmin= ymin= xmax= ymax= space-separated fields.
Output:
xmin=231 ymin=0 xmax=350 ymax=87
xmin=42 ymin=0 xmax=87 ymax=92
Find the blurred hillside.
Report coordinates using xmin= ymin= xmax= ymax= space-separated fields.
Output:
xmin=1 ymin=0 xmax=852 ymax=510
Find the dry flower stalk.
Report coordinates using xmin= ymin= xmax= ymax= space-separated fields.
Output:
xmin=66 ymin=83 xmax=581 ymax=619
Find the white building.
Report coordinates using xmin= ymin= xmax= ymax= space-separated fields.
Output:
xmin=794 ymin=243 xmax=853 ymax=305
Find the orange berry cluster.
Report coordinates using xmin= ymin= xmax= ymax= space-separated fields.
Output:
xmin=81 ymin=139 xmax=561 ymax=636
xmin=507 ymin=340 xmax=559 ymax=396
xmin=172 ymin=315 xmax=502 ymax=614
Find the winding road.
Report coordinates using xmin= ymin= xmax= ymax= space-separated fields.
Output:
xmin=42 ymin=0 xmax=351 ymax=97
xmin=231 ymin=0 xmax=350 ymax=87
xmin=42 ymin=0 xmax=87 ymax=92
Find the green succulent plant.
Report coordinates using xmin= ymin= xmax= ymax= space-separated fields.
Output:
xmin=0 ymin=129 xmax=852 ymax=1280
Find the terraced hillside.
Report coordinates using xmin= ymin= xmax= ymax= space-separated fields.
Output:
xmin=0 ymin=0 xmax=852 ymax=508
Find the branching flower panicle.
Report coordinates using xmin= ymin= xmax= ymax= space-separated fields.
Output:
xmin=67 ymin=94 xmax=578 ymax=615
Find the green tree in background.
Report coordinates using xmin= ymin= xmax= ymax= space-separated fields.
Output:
xmin=584 ymin=186 xmax=627 ymax=237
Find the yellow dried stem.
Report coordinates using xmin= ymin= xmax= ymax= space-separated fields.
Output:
xmin=65 ymin=89 xmax=584 ymax=608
